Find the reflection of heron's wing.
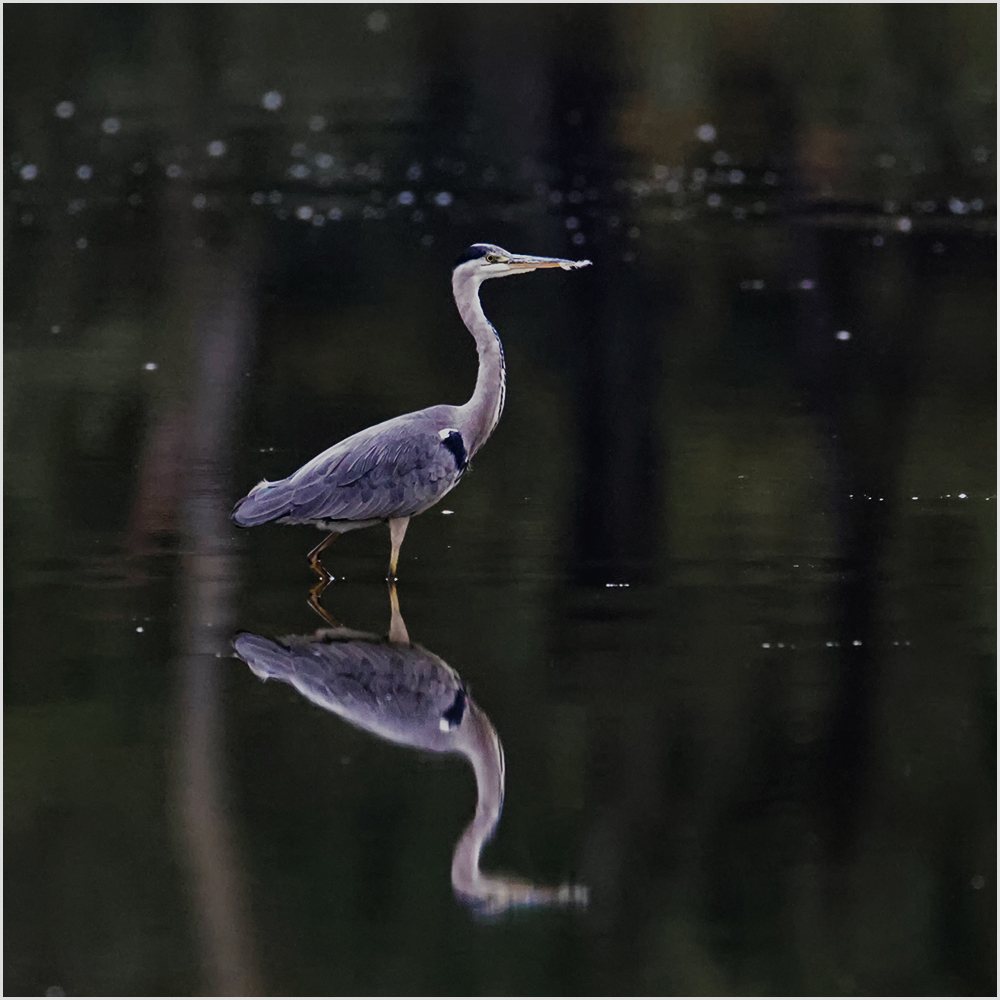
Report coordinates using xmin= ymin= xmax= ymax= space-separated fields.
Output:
xmin=233 ymin=631 xmax=465 ymax=752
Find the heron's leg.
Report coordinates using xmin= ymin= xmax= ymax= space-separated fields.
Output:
xmin=387 ymin=516 xmax=410 ymax=580
xmin=387 ymin=580 xmax=410 ymax=644
xmin=307 ymin=579 xmax=343 ymax=628
xmin=307 ymin=530 xmax=340 ymax=579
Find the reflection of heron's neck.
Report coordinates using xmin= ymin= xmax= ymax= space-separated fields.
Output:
xmin=450 ymin=702 xmax=588 ymax=914
xmin=453 ymin=270 xmax=505 ymax=459
xmin=450 ymin=701 xmax=505 ymax=896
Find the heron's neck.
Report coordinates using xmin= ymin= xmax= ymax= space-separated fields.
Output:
xmin=450 ymin=704 xmax=505 ymax=899
xmin=454 ymin=271 xmax=505 ymax=458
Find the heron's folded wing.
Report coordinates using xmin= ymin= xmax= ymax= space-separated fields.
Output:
xmin=281 ymin=425 xmax=463 ymax=522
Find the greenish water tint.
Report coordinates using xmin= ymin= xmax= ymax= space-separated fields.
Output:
xmin=5 ymin=6 xmax=995 ymax=996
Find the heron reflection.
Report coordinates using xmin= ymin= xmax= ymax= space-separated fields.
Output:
xmin=232 ymin=589 xmax=587 ymax=916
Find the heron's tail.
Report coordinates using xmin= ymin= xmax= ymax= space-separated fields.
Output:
xmin=232 ymin=632 xmax=293 ymax=680
xmin=231 ymin=478 xmax=293 ymax=526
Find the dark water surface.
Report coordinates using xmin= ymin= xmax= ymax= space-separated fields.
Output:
xmin=5 ymin=7 xmax=996 ymax=996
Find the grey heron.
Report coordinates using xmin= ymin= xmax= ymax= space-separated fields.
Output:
xmin=232 ymin=590 xmax=588 ymax=914
xmin=232 ymin=245 xmax=591 ymax=581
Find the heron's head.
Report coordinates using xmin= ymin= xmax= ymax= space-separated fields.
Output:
xmin=453 ymin=243 xmax=591 ymax=283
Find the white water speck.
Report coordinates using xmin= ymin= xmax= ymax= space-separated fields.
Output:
xmin=762 ymin=642 xmax=771 ymax=649
xmin=366 ymin=9 xmax=389 ymax=31
xmin=308 ymin=115 xmax=326 ymax=132
xmin=207 ymin=140 xmax=227 ymax=158
xmin=572 ymin=232 xmax=586 ymax=245
xmin=75 ymin=237 xmax=88 ymax=250
xmin=51 ymin=325 xmax=62 ymax=334
xmin=605 ymin=583 xmax=630 ymax=588
xmin=262 ymin=90 xmax=283 ymax=111
xmin=958 ymin=493 xmax=967 ymax=499
xmin=144 ymin=362 xmax=158 ymax=371
xmin=729 ymin=169 xmax=745 ymax=185
xmin=565 ymin=216 xmax=579 ymax=230
xmin=836 ymin=330 xmax=851 ymax=341
xmin=872 ymin=235 xmax=884 ymax=247
xmin=948 ymin=197 xmax=968 ymax=215
xmin=19 ymin=164 xmax=38 ymax=181
xmin=799 ymin=279 xmax=816 ymax=290
xmin=55 ymin=100 xmax=76 ymax=119
xmin=327 ymin=207 xmax=342 ymax=221
xmin=397 ymin=190 xmax=415 ymax=206
xmin=315 ymin=153 xmax=334 ymax=169
xmin=136 ymin=626 xmax=144 ymax=633
xmin=101 ymin=117 xmax=120 ymax=135
xmin=896 ymin=216 xmax=912 ymax=232
xmin=696 ymin=123 xmax=716 ymax=142
xmin=76 ymin=165 xmax=93 ymax=181
xmin=192 ymin=194 xmax=207 ymax=210
xmin=289 ymin=163 xmax=310 ymax=180
xmin=166 ymin=164 xmax=183 ymax=179
xmin=706 ymin=193 xmax=722 ymax=208
xmin=250 ymin=192 xmax=265 ymax=206
xmin=296 ymin=205 xmax=314 ymax=221
xmin=441 ymin=510 xmax=454 ymax=515
xmin=434 ymin=191 xmax=453 ymax=207
xmin=852 ymin=640 xmax=862 ymax=646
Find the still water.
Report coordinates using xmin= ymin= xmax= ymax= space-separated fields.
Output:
xmin=5 ymin=6 xmax=996 ymax=996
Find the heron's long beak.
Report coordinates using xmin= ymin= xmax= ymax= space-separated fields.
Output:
xmin=506 ymin=253 xmax=592 ymax=272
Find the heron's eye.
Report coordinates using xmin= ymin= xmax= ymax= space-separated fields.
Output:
xmin=485 ymin=254 xmax=497 ymax=263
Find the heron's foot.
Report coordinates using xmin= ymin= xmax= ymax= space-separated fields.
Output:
xmin=307 ymin=575 xmax=342 ymax=628
xmin=309 ymin=553 xmax=331 ymax=580
xmin=307 ymin=531 xmax=340 ymax=580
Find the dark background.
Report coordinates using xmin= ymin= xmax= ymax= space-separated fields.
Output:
xmin=5 ymin=5 xmax=996 ymax=996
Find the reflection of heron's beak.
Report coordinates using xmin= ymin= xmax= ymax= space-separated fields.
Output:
xmin=506 ymin=253 xmax=592 ymax=272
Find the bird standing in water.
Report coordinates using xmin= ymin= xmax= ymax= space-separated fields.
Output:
xmin=232 ymin=244 xmax=590 ymax=584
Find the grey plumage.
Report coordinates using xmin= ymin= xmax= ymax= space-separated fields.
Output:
xmin=232 ymin=408 xmax=465 ymax=529
xmin=233 ymin=611 xmax=588 ymax=914
xmin=232 ymin=244 xmax=590 ymax=574
xmin=233 ymin=627 xmax=468 ymax=752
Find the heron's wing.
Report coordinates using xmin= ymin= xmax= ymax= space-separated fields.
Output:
xmin=233 ymin=631 xmax=466 ymax=749
xmin=234 ymin=416 xmax=466 ymax=526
